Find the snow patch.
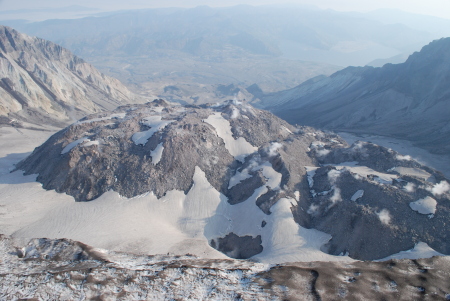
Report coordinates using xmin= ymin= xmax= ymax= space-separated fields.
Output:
xmin=132 ymin=116 xmax=174 ymax=146
xmin=82 ymin=140 xmax=99 ymax=147
xmin=266 ymin=142 xmax=282 ymax=157
xmin=329 ymin=188 xmax=342 ymax=205
xmin=150 ymin=143 xmax=164 ymax=165
xmin=307 ymin=204 xmax=320 ymax=215
xmin=410 ymin=197 xmax=437 ymax=215
xmin=255 ymin=161 xmax=282 ymax=190
xmin=281 ymin=126 xmax=292 ymax=134
xmin=330 ymin=162 xmax=397 ymax=184
xmin=379 ymin=242 xmax=444 ymax=261
xmin=351 ymin=190 xmax=364 ymax=201
xmin=231 ymin=107 xmax=240 ymax=119
xmin=228 ymin=168 xmax=252 ymax=189
xmin=396 ymin=154 xmax=412 ymax=161
xmin=254 ymin=198 xmax=353 ymax=263
xmin=391 ymin=167 xmax=433 ymax=182
xmin=377 ymin=209 xmax=391 ymax=225
xmin=328 ymin=169 xmax=341 ymax=185
xmin=204 ymin=112 xmax=257 ymax=162
xmin=316 ymin=149 xmax=330 ymax=157
xmin=61 ymin=137 xmax=88 ymax=154
xmin=305 ymin=166 xmax=319 ymax=188
xmin=427 ymin=181 xmax=450 ymax=196
xmin=404 ymin=182 xmax=416 ymax=193
xmin=75 ymin=113 xmax=126 ymax=125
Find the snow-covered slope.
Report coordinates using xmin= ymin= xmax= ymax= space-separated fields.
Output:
xmin=11 ymin=100 xmax=450 ymax=262
xmin=0 ymin=26 xmax=143 ymax=129
xmin=262 ymin=38 xmax=450 ymax=156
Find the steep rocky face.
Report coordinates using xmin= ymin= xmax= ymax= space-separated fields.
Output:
xmin=263 ymin=38 xmax=450 ymax=155
xmin=16 ymin=100 xmax=450 ymax=260
xmin=0 ymin=26 xmax=141 ymax=128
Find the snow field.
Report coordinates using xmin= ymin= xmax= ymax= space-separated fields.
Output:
xmin=0 ymin=163 xmax=352 ymax=264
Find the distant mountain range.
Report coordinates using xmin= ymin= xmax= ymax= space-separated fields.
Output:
xmin=262 ymin=37 xmax=450 ymax=156
xmin=3 ymin=5 xmax=437 ymax=67
xmin=0 ymin=26 xmax=143 ymax=129
xmin=4 ymin=5 xmax=446 ymax=104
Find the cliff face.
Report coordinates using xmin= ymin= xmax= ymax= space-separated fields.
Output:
xmin=0 ymin=26 xmax=142 ymax=128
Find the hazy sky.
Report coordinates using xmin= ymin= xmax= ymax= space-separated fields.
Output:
xmin=1 ymin=0 xmax=450 ymax=19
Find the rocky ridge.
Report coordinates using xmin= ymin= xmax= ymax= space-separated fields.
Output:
xmin=16 ymin=100 xmax=450 ymax=261
xmin=0 ymin=26 xmax=143 ymax=129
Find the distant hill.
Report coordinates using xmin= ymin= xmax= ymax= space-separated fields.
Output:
xmin=0 ymin=26 xmax=143 ymax=129
xmin=263 ymin=38 xmax=450 ymax=155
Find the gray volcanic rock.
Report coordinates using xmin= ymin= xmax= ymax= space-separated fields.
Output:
xmin=16 ymin=100 xmax=298 ymax=203
xmin=16 ymin=100 xmax=450 ymax=260
xmin=294 ymin=141 xmax=450 ymax=260
xmin=211 ymin=233 xmax=263 ymax=259
xmin=0 ymin=26 xmax=142 ymax=128
xmin=263 ymin=38 xmax=450 ymax=156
